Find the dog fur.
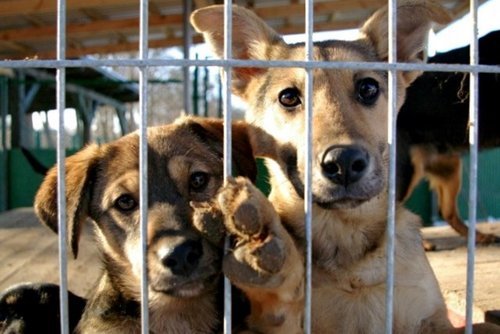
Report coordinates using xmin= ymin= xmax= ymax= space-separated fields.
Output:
xmin=397 ymin=30 xmax=500 ymax=246
xmin=0 ymin=283 xmax=86 ymax=334
xmin=192 ymin=2 xmax=500 ymax=333
xmin=33 ymin=117 xmax=259 ymax=333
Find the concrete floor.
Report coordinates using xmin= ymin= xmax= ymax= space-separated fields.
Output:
xmin=0 ymin=207 xmax=499 ymax=325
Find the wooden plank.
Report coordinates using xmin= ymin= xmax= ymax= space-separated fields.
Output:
xmin=0 ymin=14 xmax=183 ymax=43
xmin=18 ymin=35 xmax=204 ymax=60
xmin=0 ymin=208 xmax=100 ymax=298
xmin=253 ymin=0 xmax=385 ymax=19
xmin=0 ymin=0 xmax=148 ymax=17
xmin=424 ymin=222 xmax=500 ymax=324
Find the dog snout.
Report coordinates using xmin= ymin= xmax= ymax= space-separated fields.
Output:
xmin=160 ymin=240 xmax=204 ymax=276
xmin=321 ymin=146 xmax=369 ymax=186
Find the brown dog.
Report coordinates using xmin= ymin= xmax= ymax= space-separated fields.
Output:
xmin=33 ymin=116 xmax=265 ymax=333
xmin=192 ymin=2 xmax=500 ymax=333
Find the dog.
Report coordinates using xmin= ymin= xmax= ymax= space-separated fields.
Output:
xmin=192 ymin=2 xmax=500 ymax=333
xmin=0 ymin=283 xmax=86 ymax=334
xmin=32 ymin=116 xmax=270 ymax=333
xmin=397 ymin=30 xmax=500 ymax=248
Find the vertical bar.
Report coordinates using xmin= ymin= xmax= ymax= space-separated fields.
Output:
xmin=139 ymin=0 xmax=149 ymax=332
xmin=183 ymin=0 xmax=192 ymax=115
xmin=465 ymin=0 xmax=479 ymax=333
xmin=385 ymin=0 xmax=398 ymax=333
xmin=303 ymin=0 xmax=313 ymax=333
xmin=56 ymin=0 xmax=69 ymax=333
xmin=222 ymin=1 xmax=233 ymax=333
xmin=0 ymin=76 xmax=8 ymax=212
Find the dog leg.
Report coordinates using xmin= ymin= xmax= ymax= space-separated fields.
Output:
xmin=426 ymin=153 xmax=499 ymax=245
xmin=218 ymin=177 xmax=304 ymax=334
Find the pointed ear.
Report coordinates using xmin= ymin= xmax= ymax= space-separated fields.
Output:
xmin=359 ymin=1 xmax=451 ymax=86
xmin=34 ymin=145 xmax=100 ymax=259
xmin=191 ymin=5 xmax=285 ymax=96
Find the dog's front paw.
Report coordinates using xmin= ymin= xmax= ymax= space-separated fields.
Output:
xmin=191 ymin=201 xmax=225 ymax=247
xmin=218 ymin=177 xmax=286 ymax=285
xmin=217 ymin=177 xmax=270 ymax=240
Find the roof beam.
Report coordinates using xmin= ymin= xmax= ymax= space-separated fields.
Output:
xmin=3 ymin=18 xmax=364 ymax=60
xmin=0 ymin=0 xmax=147 ymax=17
xmin=13 ymin=35 xmax=204 ymax=59
xmin=0 ymin=1 xmax=376 ymax=44
xmin=0 ymin=14 xmax=183 ymax=43
xmin=253 ymin=0 xmax=385 ymax=19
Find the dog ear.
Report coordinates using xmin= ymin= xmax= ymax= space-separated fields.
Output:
xmin=359 ymin=1 xmax=451 ymax=86
xmin=179 ymin=116 xmax=259 ymax=181
xmin=34 ymin=145 xmax=100 ymax=259
xmin=191 ymin=5 xmax=285 ymax=96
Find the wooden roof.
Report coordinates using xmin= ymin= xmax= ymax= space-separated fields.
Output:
xmin=0 ymin=0 xmax=485 ymax=60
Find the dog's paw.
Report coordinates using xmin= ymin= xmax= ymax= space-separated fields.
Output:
xmin=191 ymin=201 xmax=225 ymax=247
xmin=476 ymin=231 xmax=500 ymax=245
xmin=217 ymin=177 xmax=287 ymax=285
xmin=223 ymin=236 xmax=286 ymax=287
xmin=217 ymin=177 xmax=274 ymax=241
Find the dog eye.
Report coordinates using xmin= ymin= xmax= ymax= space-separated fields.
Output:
xmin=189 ymin=172 xmax=210 ymax=193
xmin=278 ymin=88 xmax=302 ymax=109
xmin=114 ymin=195 xmax=137 ymax=212
xmin=355 ymin=78 xmax=380 ymax=106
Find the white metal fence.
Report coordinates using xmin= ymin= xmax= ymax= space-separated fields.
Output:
xmin=0 ymin=0 xmax=498 ymax=333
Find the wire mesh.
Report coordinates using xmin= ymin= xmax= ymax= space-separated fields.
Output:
xmin=3 ymin=0 xmax=497 ymax=333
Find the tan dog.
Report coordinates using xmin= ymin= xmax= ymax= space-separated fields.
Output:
xmin=192 ymin=2 xmax=500 ymax=333
xmin=33 ymin=117 xmax=264 ymax=333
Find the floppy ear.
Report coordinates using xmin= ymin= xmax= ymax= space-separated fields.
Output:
xmin=191 ymin=5 xmax=285 ymax=96
xmin=359 ymin=0 xmax=451 ymax=86
xmin=34 ymin=145 xmax=100 ymax=259
xmin=179 ymin=116 xmax=260 ymax=181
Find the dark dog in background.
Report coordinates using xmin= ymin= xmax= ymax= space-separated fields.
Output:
xmin=0 ymin=283 xmax=85 ymax=334
xmin=397 ymin=30 xmax=500 ymax=247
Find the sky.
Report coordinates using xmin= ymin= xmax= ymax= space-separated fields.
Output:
xmin=34 ymin=0 xmax=500 ymax=135
xmin=283 ymin=0 xmax=500 ymax=55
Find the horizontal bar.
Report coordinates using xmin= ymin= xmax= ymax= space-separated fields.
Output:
xmin=1 ymin=59 xmax=500 ymax=74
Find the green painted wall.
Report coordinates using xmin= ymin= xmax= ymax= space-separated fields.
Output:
xmin=457 ymin=147 xmax=500 ymax=221
xmin=7 ymin=149 xmax=76 ymax=209
xmin=405 ymin=147 xmax=500 ymax=225
xmin=4 ymin=148 xmax=500 ymax=228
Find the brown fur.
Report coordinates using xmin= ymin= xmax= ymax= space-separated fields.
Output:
xmin=33 ymin=116 xmax=257 ymax=333
xmin=403 ymin=147 xmax=498 ymax=249
xmin=192 ymin=2 xmax=500 ymax=333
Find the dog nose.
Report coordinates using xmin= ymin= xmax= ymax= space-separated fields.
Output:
xmin=161 ymin=240 xmax=203 ymax=276
xmin=321 ymin=146 xmax=369 ymax=186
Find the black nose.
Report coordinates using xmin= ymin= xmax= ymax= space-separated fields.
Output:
xmin=321 ymin=146 xmax=369 ymax=186
xmin=161 ymin=240 xmax=203 ymax=276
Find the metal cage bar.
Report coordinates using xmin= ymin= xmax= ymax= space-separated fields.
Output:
xmin=3 ymin=1 xmax=499 ymax=333
xmin=303 ymin=0 xmax=314 ymax=332
xmin=2 ymin=58 xmax=499 ymax=73
xmin=55 ymin=0 xmax=69 ymax=333
xmin=465 ymin=0 xmax=480 ymax=332
xmin=139 ymin=0 xmax=150 ymax=332
xmin=385 ymin=0 xmax=398 ymax=332
xmin=222 ymin=2 xmax=233 ymax=333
